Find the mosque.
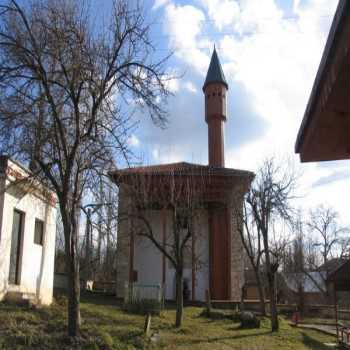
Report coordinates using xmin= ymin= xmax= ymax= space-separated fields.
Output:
xmin=111 ymin=49 xmax=254 ymax=301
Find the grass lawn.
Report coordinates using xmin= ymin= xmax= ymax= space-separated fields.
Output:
xmin=0 ymin=293 xmax=337 ymax=350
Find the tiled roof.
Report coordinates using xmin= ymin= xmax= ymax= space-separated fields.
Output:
xmin=110 ymin=161 xmax=254 ymax=178
xmin=203 ymin=47 xmax=228 ymax=91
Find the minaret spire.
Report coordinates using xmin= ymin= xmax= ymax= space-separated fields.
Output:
xmin=203 ymin=46 xmax=228 ymax=92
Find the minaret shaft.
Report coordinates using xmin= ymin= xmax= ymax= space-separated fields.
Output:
xmin=204 ymin=82 xmax=227 ymax=167
xmin=208 ymin=118 xmax=225 ymax=166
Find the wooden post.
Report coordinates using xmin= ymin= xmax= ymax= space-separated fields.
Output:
xmin=206 ymin=289 xmax=211 ymax=316
xmin=226 ymin=208 xmax=232 ymax=300
xmin=333 ymin=283 xmax=339 ymax=344
xmin=191 ymin=226 xmax=196 ymax=301
xmin=129 ymin=222 xmax=135 ymax=284
xmin=162 ymin=210 xmax=166 ymax=286
xmin=144 ymin=314 xmax=152 ymax=336
xmin=240 ymin=286 xmax=245 ymax=312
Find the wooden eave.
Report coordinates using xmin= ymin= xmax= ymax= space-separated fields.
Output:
xmin=295 ymin=0 xmax=350 ymax=162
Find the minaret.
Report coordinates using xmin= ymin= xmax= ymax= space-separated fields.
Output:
xmin=203 ymin=47 xmax=228 ymax=167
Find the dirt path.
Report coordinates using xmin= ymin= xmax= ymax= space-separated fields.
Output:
xmin=297 ymin=323 xmax=337 ymax=336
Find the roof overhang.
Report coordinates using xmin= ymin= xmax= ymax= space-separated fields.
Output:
xmin=109 ymin=162 xmax=255 ymax=204
xmin=295 ymin=0 xmax=350 ymax=162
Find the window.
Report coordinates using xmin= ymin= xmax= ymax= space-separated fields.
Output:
xmin=34 ymin=219 xmax=44 ymax=245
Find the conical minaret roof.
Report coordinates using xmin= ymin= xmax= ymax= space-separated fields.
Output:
xmin=203 ymin=47 xmax=228 ymax=91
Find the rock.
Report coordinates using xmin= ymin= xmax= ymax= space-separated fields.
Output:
xmin=150 ymin=332 xmax=160 ymax=343
xmin=239 ymin=311 xmax=260 ymax=329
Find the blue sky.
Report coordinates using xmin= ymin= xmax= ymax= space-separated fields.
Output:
xmin=116 ymin=0 xmax=350 ymax=226
xmin=9 ymin=0 xmax=348 ymax=226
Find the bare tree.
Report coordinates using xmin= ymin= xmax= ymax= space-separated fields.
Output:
xmin=117 ymin=169 xmax=208 ymax=328
xmin=233 ymin=200 xmax=266 ymax=316
xmin=339 ymin=237 xmax=350 ymax=259
xmin=246 ymin=158 xmax=296 ymax=332
xmin=281 ymin=215 xmax=307 ymax=311
xmin=290 ymin=205 xmax=350 ymax=303
xmin=292 ymin=219 xmax=306 ymax=312
xmin=0 ymin=0 xmax=172 ymax=336
xmin=307 ymin=205 xmax=349 ymax=266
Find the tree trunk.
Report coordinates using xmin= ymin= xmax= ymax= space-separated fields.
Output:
xmin=83 ymin=210 xmax=91 ymax=287
xmin=67 ymin=255 xmax=81 ymax=336
xmin=267 ymin=271 xmax=279 ymax=331
xmin=262 ymin=228 xmax=279 ymax=331
xmin=297 ymin=284 xmax=305 ymax=314
xmin=62 ymin=200 xmax=81 ymax=337
xmin=97 ymin=214 xmax=102 ymax=276
xmin=175 ymin=269 xmax=184 ymax=328
xmin=255 ymin=270 xmax=266 ymax=316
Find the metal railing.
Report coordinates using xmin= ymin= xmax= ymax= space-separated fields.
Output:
xmin=124 ymin=282 xmax=164 ymax=314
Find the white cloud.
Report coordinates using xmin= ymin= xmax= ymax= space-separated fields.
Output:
xmin=184 ymin=81 xmax=198 ymax=93
xmin=151 ymin=145 xmax=184 ymax=163
xmin=128 ymin=134 xmax=140 ymax=147
xmin=163 ymin=3 xmax=210 ymax=74
xmin=198 ymin=0 xmax=240 ymax=30
xmin=166 ymin=77 xmax=180 ymax=93
xmin=146 ymin=0 xmax=350 ymax=222
xmin=152 ymin=0 xmax=170 ymax=11
xmin=219 ymin=0 xmax=348 ymax=222
xmin=152 ymin=148 xmax=159 ymax=160
xmin=159 ymin=0 xmax=338 ymax=168
xmin=160 ymin=0 xmax=338 ymax=166
xmin=220 ymin=0 xmax=338 ymax=167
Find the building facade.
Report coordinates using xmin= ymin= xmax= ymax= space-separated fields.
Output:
xmin=0 ymin=156 xmax=57 ymax=305
xmin=112 ymin=49 xmax=254 ymax=302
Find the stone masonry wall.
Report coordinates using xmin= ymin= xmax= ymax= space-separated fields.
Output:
xmin=229 ymin=191 xmax=245 ymax=301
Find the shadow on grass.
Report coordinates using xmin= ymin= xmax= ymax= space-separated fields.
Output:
xmin=170 ymin=330 xmax=270 ymax=347
xmin=80 ymin=292 xmax=122 ymax=307
xmin=301 ymin=332 xmax=334 ymax=350
xmin=81 ymin=308 xmax=141 ymax=328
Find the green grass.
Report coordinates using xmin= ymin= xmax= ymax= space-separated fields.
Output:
xmin=0 ymin=293 xmax=337 ymax=350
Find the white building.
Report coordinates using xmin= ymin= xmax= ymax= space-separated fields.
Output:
xmin=0 ymin=156 xmax=57 ymax=305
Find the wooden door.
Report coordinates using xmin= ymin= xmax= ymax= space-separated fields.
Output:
xmin=209 ymin=208 xmax=231 ymax=300
xmin=9 ymin=210 xmax=24 ymax=285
